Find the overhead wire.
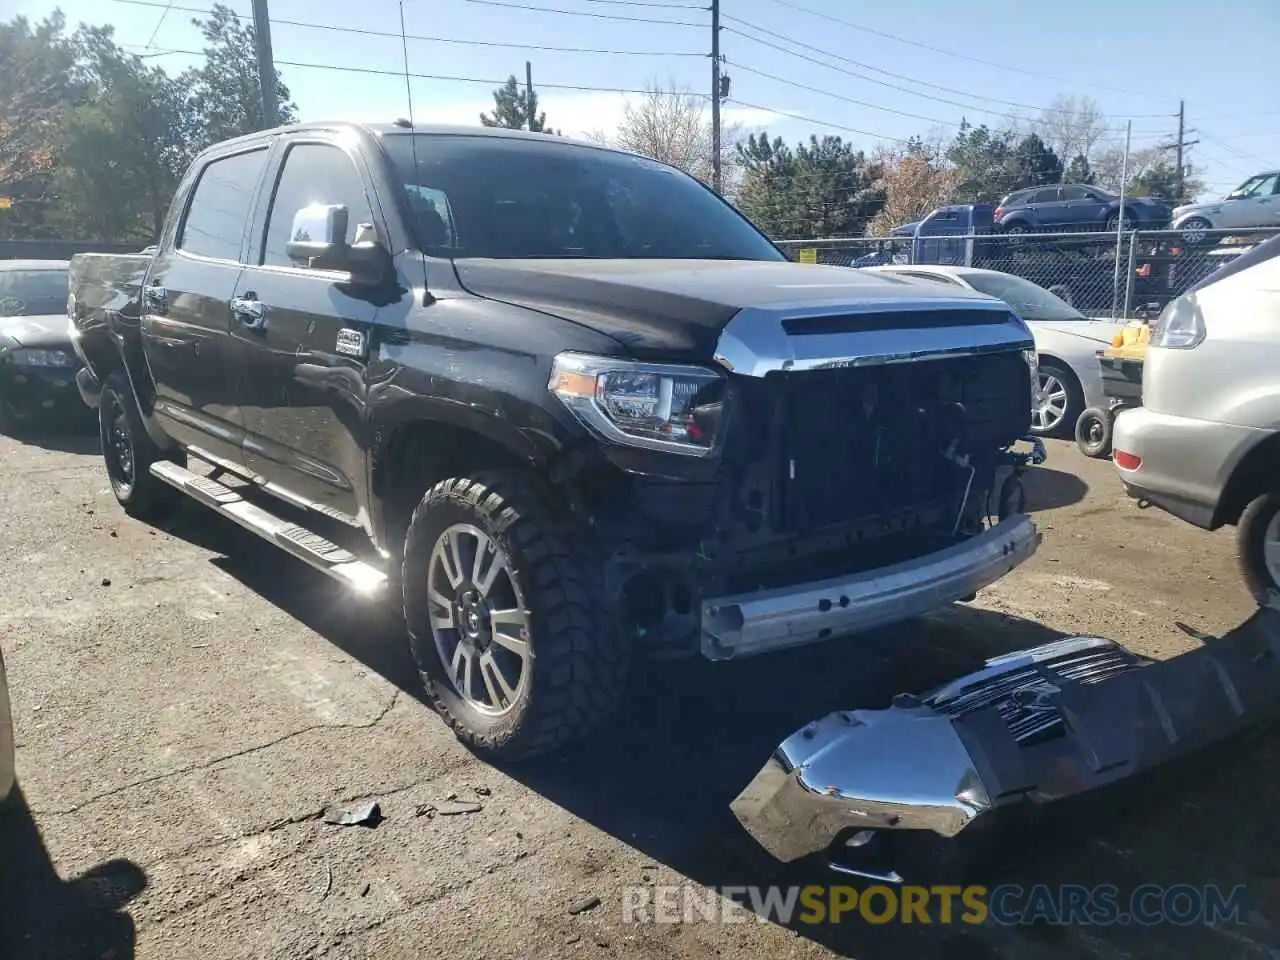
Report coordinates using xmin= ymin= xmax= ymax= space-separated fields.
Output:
xmin=460 ymin=0 xmax=704 ymax=28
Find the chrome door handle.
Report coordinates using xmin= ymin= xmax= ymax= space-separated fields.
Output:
xmin=230 ymin=297 xmax=266 ymax=329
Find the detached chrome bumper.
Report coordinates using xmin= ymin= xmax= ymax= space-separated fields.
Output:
xmin=732 ymin=609 xmax=1280 ymax=882
xmin=701 ymin=514 xmax=1040 ymax=660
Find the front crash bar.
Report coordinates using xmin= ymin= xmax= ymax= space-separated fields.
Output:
xmin=731 ymin=608 xmax=1280 ymax=881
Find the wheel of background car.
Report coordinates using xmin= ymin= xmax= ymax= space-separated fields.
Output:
xmin=98 ymin=373 xmax=184 ymax=521
xmin=1031 ymin=362 xmax=1083 ymax=438
xmin=1046 ymin=283 xmax=1074 ymax=306
xmin=402 ymin=470 xmax=631 ymax=760
xmin=1004 ymin=222 xmax=1030 ymax=235
xmin=1104 ymin=211 xmax=1134 ymax=233
xmin=1074 ymin=406 xmax=1113 ymax=458
xmin=1237 ymin=492 xmax=1280 ymax=607
xmin=1179 ymin=216 xmax=1214 ymax=247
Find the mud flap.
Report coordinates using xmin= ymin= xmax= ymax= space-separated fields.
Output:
xmin=731 ymin=608 xmax=1280 ymax=883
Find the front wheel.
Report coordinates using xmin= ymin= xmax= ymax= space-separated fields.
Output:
xmin=1237 ymin=492 xmax=1280 ymax=607
xmin=1179 ymin=217 xmax=1214 ymax=247
xmin=1030 ymin=362 xmax=1083 ymax=438
xmin=1075 ymin=406 xmax=1113 ymax=458
xmin=402 ymin=472 xmax=631 ymax=761
xmin=99 ymin=373 xmax=183 ymax=522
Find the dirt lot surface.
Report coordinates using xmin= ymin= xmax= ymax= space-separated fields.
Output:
xmin=1 ymin=429 xmax=1277 ymax=960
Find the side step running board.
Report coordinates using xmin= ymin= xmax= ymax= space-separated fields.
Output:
xmin=150 ymin=461 xmax=389 ymax=597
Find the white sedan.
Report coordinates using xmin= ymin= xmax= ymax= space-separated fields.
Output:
xmin=866 ymin=264 xmax=1123 ymax=437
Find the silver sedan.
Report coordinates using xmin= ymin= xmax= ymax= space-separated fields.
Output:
xmin=867 ymin=264 xmax=1124 ymax=437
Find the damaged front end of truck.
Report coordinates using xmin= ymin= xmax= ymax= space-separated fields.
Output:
xmin=731 ymin=606 xmax=1280 ymax=883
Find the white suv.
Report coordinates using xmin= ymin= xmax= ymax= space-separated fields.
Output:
xmin=1113 ymin=233 xmax=1280 ymax=605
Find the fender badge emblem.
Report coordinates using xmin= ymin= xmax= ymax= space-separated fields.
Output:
xmin=335 ymin=328 xmax=365 ymax=357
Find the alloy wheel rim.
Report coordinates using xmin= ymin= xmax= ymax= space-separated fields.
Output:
xmin=1033 ymin=373 xmax=1069 ymax=432
xmin=1264 ymin=511 xmax=1280 ymax=590
xmin=426 ymin=523 xmax=530 ymax=717
xmin=107 ymin=398 xmax=134 ymax=485
xmin=1184 ymin=220 xmax=1207 ymax=243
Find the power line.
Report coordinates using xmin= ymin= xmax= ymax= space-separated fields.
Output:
xmin=757 ymin=0 xmax=1171 ymax=103
xmin=142 ymin=0 xmax=175 ymax=47
xmin=725 ymin=60 xmax=954 ymax=126
xmin=120 ymin=44 xmax=715 ymax=98
xmin=724 ymin=15 xmax=1170 ymax=123
xmin=461 ymin=0 xmax=704 ymax=28
xmin=725 ymin=96 xmax=907 ymax=143
xmin=1197 ymin=130 xmax=1272 ymax=170
xmin=108 ymin=0 xmax=706 ymax=56
xmin=575 ymin=0 xmax=703 ymax=8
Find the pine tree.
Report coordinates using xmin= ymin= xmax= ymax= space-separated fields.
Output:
xmin=479 ymin=75 xmax=556 ymax=133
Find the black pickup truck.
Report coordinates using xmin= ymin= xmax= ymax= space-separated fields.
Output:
xmin=69 ymin=122 xmax=1043 ymax=759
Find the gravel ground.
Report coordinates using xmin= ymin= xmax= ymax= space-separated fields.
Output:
xmin=1 ymin=428 xmax=1277 ymax=960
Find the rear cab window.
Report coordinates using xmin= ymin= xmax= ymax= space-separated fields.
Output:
xmin=178 ymin=148 xmax=270 ymax=262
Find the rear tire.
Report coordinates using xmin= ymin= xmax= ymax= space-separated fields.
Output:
xmin=1237 ymin=492 xmax=1280 ymax=607
xmin=1179 ymin=216 xmax=1214 ymax=247
xmin=402 ymin=471 xmax=631 ymax=761
xmin=1075 ymin=406 xmax=1113 ymax=458
xmin=99 ymin=373 xmax=183 ymax=522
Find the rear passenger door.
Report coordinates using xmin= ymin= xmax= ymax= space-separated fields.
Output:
xmin=144 ymin=145 xmax=270 ymax=464
xmin=229 ymin=137 xmax=383 ymax=523
xmin=1026 ymin=187 xmax=1065 ymax=228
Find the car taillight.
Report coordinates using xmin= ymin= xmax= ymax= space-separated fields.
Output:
xmin=994 ymin=206 xmax=1004 ymax=219
xmin=1114 ymin=450 xmax=1142 ymax=471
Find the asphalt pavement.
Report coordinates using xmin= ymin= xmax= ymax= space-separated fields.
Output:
xmin=1 ymin=427 xmax=1276 ymax=960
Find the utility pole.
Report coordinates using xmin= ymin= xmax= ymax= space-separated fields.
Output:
xmin=1158 ymin=100 xmax=1199 ymax=203
xmin=526 ymin=61 xmax=534 ymax=131
xmin=710 ymin=0 xmax=721 ymax=193
xmin=251 ymin=0 xmax=279 ymax=129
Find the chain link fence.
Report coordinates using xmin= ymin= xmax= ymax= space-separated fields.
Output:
xmin=775 ymin=227 xmax=1280 ymax=319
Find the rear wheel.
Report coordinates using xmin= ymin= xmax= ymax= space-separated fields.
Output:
xmin=99 ymin=373 xmax=183 ymax=521
xmin=1104 ymin=211 xmax=1135 ymax=233
xmin=1004 ymin=222 xmax=1030 ymax=236
xmin=1075 ymin=406 xmax=1113 ymax=458
xmin=1237 ymin=492 xmax=1280 ymax=607
xmin=1179 ymin=216 xmax=1214 ymax=247
xmin=402 ymin=471 xmax=631 ymax=760
xmin=1031 ymin=362 xmax=1083 ymax=438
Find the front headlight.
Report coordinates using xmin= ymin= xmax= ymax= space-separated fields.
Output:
xmin=1150 ymin=298 xmax=1204 ymax=349
xmin=9 ymin=348 xmax=77 ymax=368
xmin=549 ymin=352 xmax=726 ymax=456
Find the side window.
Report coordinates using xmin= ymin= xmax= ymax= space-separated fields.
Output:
xmin=1031 ymin=188 xmax=1061 ymax=204
xmin=262 ymin=143 xmax=375 ymax=268
xmin=178 ymin=149 xmax=269 ymax=261
xmin=1061 ymin=186 xmax=1089 ymax=201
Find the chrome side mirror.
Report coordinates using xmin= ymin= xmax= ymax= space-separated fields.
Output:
xmin=285 ymin=203 xmax=348 ymax=266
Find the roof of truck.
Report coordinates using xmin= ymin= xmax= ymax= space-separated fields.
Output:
xmin=206 ymin=120 xmax=598 ymax=153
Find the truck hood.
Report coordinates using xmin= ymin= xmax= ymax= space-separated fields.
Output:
xmin=0 ymin=313 xmax=71 ymax=349
xmin=452 ymin=258 xmax=1000 ymax=356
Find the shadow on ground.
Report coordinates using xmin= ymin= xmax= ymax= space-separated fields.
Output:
xmin=0 ymin=784 xmax=147 ymax=959
xmin=0 ymin=416 xmax=100 ymax=455
xmin=158 ymin=500 xmax=1280 ymax=960
xmin=1023 ymin=465 xmax=1089 ymax=513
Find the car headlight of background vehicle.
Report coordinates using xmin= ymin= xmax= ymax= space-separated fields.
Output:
xmin=7 ymin=348 xmax=77 ymax=368
xmin=549 ymin=352 xmax=726 ymax=456
xmin=1150 ymin=298 xmax=1204 ymax=349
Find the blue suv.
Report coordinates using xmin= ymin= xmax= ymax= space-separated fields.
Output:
xmin=995 ymin=184 xmax=1171 ymax=234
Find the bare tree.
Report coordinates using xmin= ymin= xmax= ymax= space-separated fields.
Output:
xmin=867 ymin=148 xmax=958 ymax=235
xmin=590 ymin=79 xmax=740 ymax=189
xmin=1035 ymin=94 xmax=1110 ymax=174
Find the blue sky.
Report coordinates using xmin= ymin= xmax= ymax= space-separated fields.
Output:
xmin=16 ymin=0 xmax=1280 ymax=196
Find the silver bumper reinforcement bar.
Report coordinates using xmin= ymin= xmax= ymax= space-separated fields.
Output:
xmin=731 ymin=607 xmax=1280 ymax=882
xmin=701 ymin=513 xmax=1041 ymax=660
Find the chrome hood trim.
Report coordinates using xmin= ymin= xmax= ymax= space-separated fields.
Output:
xmin=732 ymin=609 xmax=1280 ymax=879
xmin=712 ymin=298 xmax=1034 ymax=377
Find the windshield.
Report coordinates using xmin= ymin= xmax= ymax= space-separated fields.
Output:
xmin=1227 ymin=174 xmax=1279 ymax=200
xmin=0 ymin=268 xmax=69 ymax=317
xmin=960 ymin=271 xmax=1086 ymax=321
xmin=381 ymin=133 xmax=784 ymax=261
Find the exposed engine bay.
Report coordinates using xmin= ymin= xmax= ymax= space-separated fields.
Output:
xmin=590 ymin=348 xmax=1041 ymax=656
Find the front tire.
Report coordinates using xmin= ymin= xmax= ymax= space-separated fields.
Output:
xmin=1031 ymin=362 xmax=1083 ymax=438
xmin=99 ymin=373 xmax=183 ymax=522
xmin=1179 ymin=217 xmax=1214 ymax=247
xmin=402 ymin=472 xmax=630 ymax=761
xmin=1075 ymin=406 xmax=1113 ymax=458
xmin=1237 ymin=492 xmax=1280 ymax=607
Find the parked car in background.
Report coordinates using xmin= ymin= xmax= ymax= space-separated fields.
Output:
xmin=1172 ymin=170 xmax=1280 ymax=246
xmin=1113 ymin=233 xmax=1280 ymax=605
xmin=995 ymin=184 xmax=1171 ymax=234
xmin=0 ymin=644 xmax=14 ymax=808
xmin=0 ymin=259 xmax=82 ymax=432
xmin=868 ymin=264 xmax=1123 ymax=437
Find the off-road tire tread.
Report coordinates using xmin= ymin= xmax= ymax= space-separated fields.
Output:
xmin=403 ymin=471 xmax=631 ymax=760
